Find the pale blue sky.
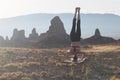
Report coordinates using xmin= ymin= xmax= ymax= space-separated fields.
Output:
xmin=0 ymin=0 xmax=120 ymax=18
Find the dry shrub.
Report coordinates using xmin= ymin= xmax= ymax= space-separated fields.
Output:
xmin=0 ymin=71 xmax=23 ymax=80
xmin=3 ymin=63 xmax=23 ymax=69
xmin=21 ymin=77 xmax=31 ymax=80
xmin=110 ymin=76 xmax=117 ymax=80
xmin=40 ymin=71 xmax=48 ymax=77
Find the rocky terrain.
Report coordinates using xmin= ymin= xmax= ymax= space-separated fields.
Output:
xmin=0 ymin=16 xmax=118 ymax=48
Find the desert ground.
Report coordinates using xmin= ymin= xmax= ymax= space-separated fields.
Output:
xmin=0 ymin=44 xmax=120 ymax=80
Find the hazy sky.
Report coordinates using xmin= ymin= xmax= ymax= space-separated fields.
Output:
xmin=0 ymin=0 xmax=120 ymax=18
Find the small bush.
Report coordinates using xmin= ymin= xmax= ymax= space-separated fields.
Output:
xmin=0 ymin=71 xmax=23 ymax=80
xmin=21 ymin=77 xmax=31 ymax=80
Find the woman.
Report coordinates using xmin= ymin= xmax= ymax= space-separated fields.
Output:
xmin=68 ymin=7 xmax=85 ymax=61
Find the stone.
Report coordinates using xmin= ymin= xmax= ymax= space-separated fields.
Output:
xmin=0 ymin=36 xmax=4 ymax=41
xmin=84 ymin=28 xmax=115 ymax=44
xmin=94 ymin=28 xmax=101 ymax=38
xmin=6 ymin=36 xmax=9 ymax=41
xmin=11 ymin=28 xmax=26 ymax=41
xmin=38 ymin=16 xmax=70 ymax=48
xmin=29 ymin=28 xmax=39 ymax=42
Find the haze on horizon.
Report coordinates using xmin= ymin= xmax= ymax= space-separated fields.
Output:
xmin=0 ymin=0 xmax=120 ymax=18
xmin=0 ymin=0 xmax=120 ymax=40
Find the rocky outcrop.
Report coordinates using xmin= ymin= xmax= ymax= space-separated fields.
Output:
xmin=94 ymin=28 xmax=101 ymax=38
xmin=0 ymin=36 xmax=5 ymax=46
xmin=6 ymin=36 xmax=9 ymax=41
xmin=38 ymin=16 xmax=70 ymax=48
xmin=11 ymin=29 xmax=26 ymax=42
xmin=118 ymin=39 xmax=120 ymax=43
xmin=47 ymin=16 xmax=66 ymax=36
xmin=84 ymin=28 xmax=115 ymax=44
xmin=28 ymin=28 xmax=39 ymax=42
xmin=0 ymin=36 xmax=4 ymax=41
xmin=0 ymin=16 xmax=118 ymax=47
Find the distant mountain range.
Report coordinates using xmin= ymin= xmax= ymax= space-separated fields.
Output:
xmin=0 ymin=13 xmax=120 ymax=39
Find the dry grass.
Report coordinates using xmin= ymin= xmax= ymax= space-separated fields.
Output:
xmin=0 ymin=44 xmax=120 ymax=80
xmin=82 ymin=44 xmax=120 ymax=53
